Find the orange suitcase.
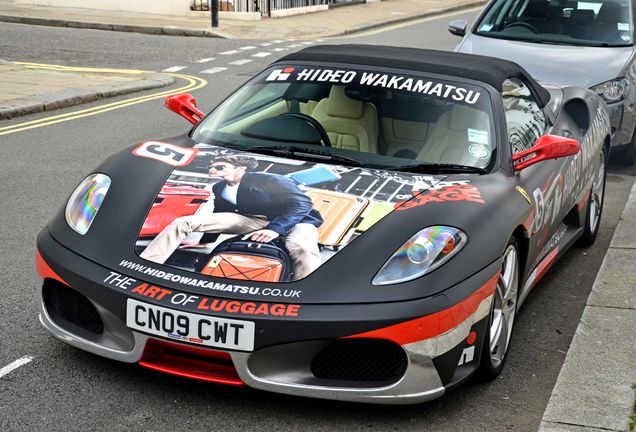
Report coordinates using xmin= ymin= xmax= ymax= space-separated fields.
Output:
xmin=196 ymin=236 xmax=292 ymax=282
xmin=201 ymin=254 xmax=286 ymax=282
xmin=307 ymin=190 xmax=369 ymax=247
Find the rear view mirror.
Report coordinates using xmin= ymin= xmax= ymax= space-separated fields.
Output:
xmin=513 ymin=134 xmax=579 ymax=171
xmin=164 ymin=93 xmax=205 ymax=125
xmin=448 ymin=20 xmax=468 ymax=37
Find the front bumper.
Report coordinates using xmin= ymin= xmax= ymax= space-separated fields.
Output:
xmin=40 ymin=303 xmax=446 ymax=403
xmin=36 ymin=228 xmax=497 ymax=405
xmin=607 ymin=98 xmax=635 ymax=150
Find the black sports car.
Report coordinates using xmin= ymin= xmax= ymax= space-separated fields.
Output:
xmin=36 ymin=45 xmax=609 ymax=404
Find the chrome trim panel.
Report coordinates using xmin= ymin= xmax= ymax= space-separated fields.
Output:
xmin=404 ymin=293 xmax=492 ymax=359
xmin=231 ymin=348 xmax=445 ymax=405
xmin=38 ymin=283 xmax=149 ymax=363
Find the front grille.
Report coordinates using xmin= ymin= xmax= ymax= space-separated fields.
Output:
xmin=310 ymin=339 xmax=407 ymax=384
xmin=43 ymin=280 xmax=104 ymax=335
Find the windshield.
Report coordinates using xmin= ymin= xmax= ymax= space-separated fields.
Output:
xmin=475 ymin=0 xmax=634 ymax=46
xmin=191 ymin=65 xmax=496 ymax=172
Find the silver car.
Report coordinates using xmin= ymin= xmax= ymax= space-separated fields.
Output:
xmin=451 ymin=0 xmax=636 ymax=165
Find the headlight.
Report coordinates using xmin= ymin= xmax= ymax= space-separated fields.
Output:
xmin=591 ymin=78 xmax=628 ymax=103
xmin=372 ymin=226 xmax=467 ymax=285
xmin=65 ymin=173 xmax=111 ymax=235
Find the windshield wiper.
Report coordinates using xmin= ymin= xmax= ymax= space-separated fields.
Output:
xmin=225 ymin=144 xmax=365 ymax=167
xmin=529 ymin=40 xmax=572 ymax=45
xmin=391 ymin=162 xmax=487 ymax=174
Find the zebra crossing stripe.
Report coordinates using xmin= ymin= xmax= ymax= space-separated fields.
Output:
xmin=162 ymin=66 xmax=187 ymax=72
xmin=201 ymin=67 xmax=228 ymax=74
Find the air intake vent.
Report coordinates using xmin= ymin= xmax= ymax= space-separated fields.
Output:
xmin=43 ymin=280 xmax=104 ymax=335
xmin=564 ymin=99 xmax=589 ymax=131
xmin=310 ymin=338 xmax=407 ymax=384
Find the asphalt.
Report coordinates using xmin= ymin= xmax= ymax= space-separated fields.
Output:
xmin=0 ymin=1 xmax=634 ymax=430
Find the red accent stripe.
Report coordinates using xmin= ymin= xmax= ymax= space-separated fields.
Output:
xmin=543 ymin=172 xmax=554 ymax=194
xmin=533 ymin=247 xmax=559 ymax=288
xmin=35 ymin=248 xmax=65 ymax=284
xmin=139 ymin=339 xmax=244 ymax=386
xmin=346 ymin=273 xmax=500 ymax=346
xmin=576 ymin=185 xmax=592 ymax=212
xmin=523 ymin=207 xmax=536 ymax=231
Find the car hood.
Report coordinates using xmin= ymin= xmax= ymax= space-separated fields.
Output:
xmin=50 ymin=136 xmax=522 ymax=304
xmin=458 ymin=35 xmax=635 ymax=88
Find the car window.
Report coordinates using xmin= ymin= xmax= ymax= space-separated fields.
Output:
xmin=502 ymin=77 xmax=546 ymax=154
xmin=475 ymin=0 xmax=634 ymax=46
xmin=192 ymin=66 xmax=496 ymax=171
xmin=231 ymin=84 xmax=290 ymax=119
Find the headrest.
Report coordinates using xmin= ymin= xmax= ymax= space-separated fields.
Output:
xmin=570 ymin=9 xmax=594 ymax=20
xmin=524 ymin=0 xmax=549 ymax=19
xmin=327 ymin=86 xmax=364 ymax=119
xmin=597 ymin=2 xmax=624 ymax=23
xmin=344 ymin=86 xmax=387 ymax=102
xmin=449 ymin=105 xmax=488 ymax=132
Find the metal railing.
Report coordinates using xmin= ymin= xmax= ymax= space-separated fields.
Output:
xmin=192 ymin=0 xmax=364 ymax=16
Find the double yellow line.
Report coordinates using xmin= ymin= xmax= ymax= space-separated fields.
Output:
xmin=0 ymin=63 xmax=208 ymax=136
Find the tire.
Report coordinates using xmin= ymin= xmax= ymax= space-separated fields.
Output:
xmin=577 ymin=148 xmax=606 ymax=246
xmin=478 ymin=236 xmax=519 ymax=379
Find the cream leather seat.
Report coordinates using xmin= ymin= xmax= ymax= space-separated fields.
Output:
xmin=416 ymin=104 xmax=491 ymax=167
xmin=312 ymin=86 xmax=379 ymax=153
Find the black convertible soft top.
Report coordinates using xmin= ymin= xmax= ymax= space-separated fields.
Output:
xmin=274 ymin=44 xmax=551 ymax=107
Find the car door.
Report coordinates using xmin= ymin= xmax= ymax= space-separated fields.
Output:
xmin=503 ymin=78 xmax=573 ymax=278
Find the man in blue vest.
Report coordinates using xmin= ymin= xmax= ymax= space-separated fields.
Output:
xmin=140 ymin=154 xmax=323 ymax=280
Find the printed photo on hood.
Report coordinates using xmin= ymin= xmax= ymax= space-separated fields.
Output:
xmin=135 ymin=144 xmax=457 ymax=282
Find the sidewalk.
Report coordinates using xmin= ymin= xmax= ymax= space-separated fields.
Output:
xmin=0 ymin=60 xmax=173 ymax=119
xmin=0 ymin=1 xmax=635 ymax=430
xmin=0 ymin=0 xmax=485 ymax=39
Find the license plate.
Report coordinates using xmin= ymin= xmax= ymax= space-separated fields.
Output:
xmin=126 ymin=299 xmax=255 ymax=351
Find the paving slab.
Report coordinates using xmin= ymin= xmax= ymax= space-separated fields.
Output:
xmin=587 ymin=248 xmax=636 ymax=310
xmin=540 ymin=307 xmax=636 ymax=431
xmin=0 ymin=63 xmax=174 ymax=119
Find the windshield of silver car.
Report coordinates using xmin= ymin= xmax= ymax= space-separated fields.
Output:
xmin=475 ymin=0 xmax=634 ymax=46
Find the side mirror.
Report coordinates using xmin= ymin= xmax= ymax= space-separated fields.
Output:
xmin=164 ymin=93 xmax=205 ymax=125
xmin=448 ymin=20 xmax=468 ymax=37
xmin=513 ymin=134 xmax=579 ymax=171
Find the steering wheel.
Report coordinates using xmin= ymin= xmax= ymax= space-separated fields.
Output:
xmin=278 ymin=113 xmax=331 ymax=147
xmin=503 ymin=22 xmax=539 ymax=34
